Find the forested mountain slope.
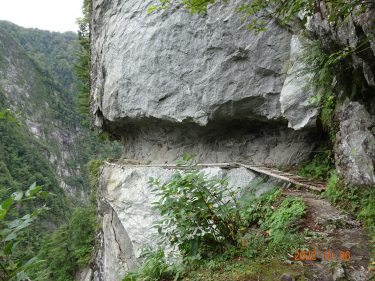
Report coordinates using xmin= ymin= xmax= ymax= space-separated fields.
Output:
xmin=0 ymin=21 xmax=121 ymax=280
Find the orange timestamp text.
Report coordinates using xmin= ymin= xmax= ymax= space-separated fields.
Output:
xmin=293 ymin=249 xmax=351 ymax=261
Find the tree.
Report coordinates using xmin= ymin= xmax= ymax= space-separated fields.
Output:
xmin=75 ymin=0 xmax=92 ymax=117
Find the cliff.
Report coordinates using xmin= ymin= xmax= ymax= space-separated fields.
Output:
xmin=88 ymin=1 xmax=375 ymax=280
xmin=90 ymin=0 xmax=320 ymax=166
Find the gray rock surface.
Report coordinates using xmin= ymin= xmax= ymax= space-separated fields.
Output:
xmin=280 ymin=35 xmax=317 ymax=130
xmin=121 ymin=123 xmax=315 ymax=165
xmin=90 ymin=0 xmax=317 ymax=130
xmin=76 ymin=268 xmax=93 ymax=281
xmin=306 ymin=3 xmax=375 ymax=90
xmin=94 ymin=163 xmax=258 ymax=280
xmin=334 ymin=101 xmax=375 ymax=187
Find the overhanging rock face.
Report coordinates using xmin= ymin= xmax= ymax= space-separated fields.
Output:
xmin=90 ymin=0 xmax=317 ymax=133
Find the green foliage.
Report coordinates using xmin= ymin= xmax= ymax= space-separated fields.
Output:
xmin=323 ymin=173 xmax=375 ymax=260
xmin=358 ymin=190 xmax=375 ymax=260
xmin=322 ymin=171 xmax=341 ymax=204
xmin=0 ymin=21 xmax=79 ymax=92
xmin=0 ymin=183 xmax=47 ymax=281
xmin=148 ymin=0 xmax=370 ymax=32
xmin=238 ymin=187 xmax=305 ymax=254
xmin=302 ymin=41 xmax=345 ymax=139
xmin=141 ymin=159 xmax=307 ymax=280
xmin=302 ymin=39 xmax=370 ymax=140
xmin=260 ymin=197 xmax=305 ymax=247
xmin=88 ymin=159 xmax=103 ymax=190
xmin=148 ymin=0 xmax=217 ymax=14
xmin=184 ymin=254 xmax=306 ymax=280
xmin=37 ymin=225 xmax=75 ymax=281
xmin=237 ymin=186 xmax=282 ymax=224
xmin=298 ymin=148 xmax=333 ymax=180
xmin=0 ymin=109 xmax=19 ymax=124
xmin=0 ymin=92 xmax=69 ymax=222
xmin=123 ymin=249 xmax=182 ymax=281
xmin=0 ymin=11 xmax=121 ymax=280
xmin=150 ymin=160 xmax=244 ymax=257
xmin=75 ymin=0 xmax=92 ymax=118
xmin=37 ymin=206 xmax=96 ymax=281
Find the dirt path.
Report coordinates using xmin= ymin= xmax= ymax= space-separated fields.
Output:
xmin=283 ymin=189 xmax=373 ymax=281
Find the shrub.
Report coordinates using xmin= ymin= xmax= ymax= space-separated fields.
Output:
xmin=260 ymin=196 xmax=305 ymax=248
xmin=298 ymin=148 xmax=333 ymax=181
xmin=0 ymin=183 xmax=47 ymax=281
xmin=151 ymin=160 xmax=307 ymax=259
xmin=123 ymin=249 xmax=182 ymax=281
xmin=150 ymin=164 xmax=243 ymax=257
xmin=238 ymin=188 xmax=306 ymax=253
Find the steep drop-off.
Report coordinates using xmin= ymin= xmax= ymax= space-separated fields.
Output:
xmin=0 ymin=20 xmax=121 ymax=280
xmin=88 ymin=1 xmax=375 ymax=280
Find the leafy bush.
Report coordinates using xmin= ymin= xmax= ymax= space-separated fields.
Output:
xmin=238 ymin=186 xmax=282 ymax=225
xmin=0 ymin=183 xmax=47 ymax=281
xmin=298 ymin=148 xmax=333 ymax=181
xmin=261 ymin=197 xmax=305 ymax=247
xmin=123 ymin=158 xmax=309 ymax=280
xmin=150 ymin=162 xmax=243 ymax=257
xmin=150 ymin=160 xmax=307 ymax=264
xmin=238 ymin=187 xmax=305 ymax=253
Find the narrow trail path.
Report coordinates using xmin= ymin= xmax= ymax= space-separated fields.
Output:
xmin=104 ymin=161 xmax=327 ymax=192
xmin=104 ymin=160 xmax=373 ymax=280
xmin=283 ymin=189 xmax=373 ymax=281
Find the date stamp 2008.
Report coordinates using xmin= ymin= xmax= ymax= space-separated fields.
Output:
xmin=293 ymin=249 xmax=351 ymax=262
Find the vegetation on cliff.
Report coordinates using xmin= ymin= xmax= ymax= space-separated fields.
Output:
xmin=0 ymin=4 xmax=119 ymax=279
xmin=123 ymin=159 xmax=309 ymax=280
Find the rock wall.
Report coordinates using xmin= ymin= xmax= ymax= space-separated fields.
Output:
xmin=90 ymin=0 xmax=318 ymax=134
xmin=334 ymin=101 xmax=375 ymax=187
xmin=88 ymin=1 xmax=320 ymax=280
xmin=307 ymin=3 xmax=375 ymax=187
xmin=89 ymin=0 xmax=375 ymax=280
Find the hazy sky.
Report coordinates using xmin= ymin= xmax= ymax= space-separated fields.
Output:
xmin=0 ymin=0 xmax=83 ymax=32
